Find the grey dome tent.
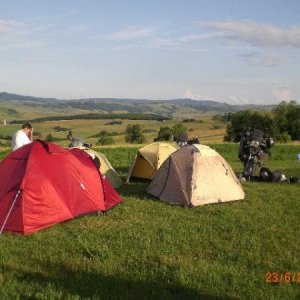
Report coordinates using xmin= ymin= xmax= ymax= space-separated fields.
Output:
xmin=147 ymin=144 xmax=245 ymax=207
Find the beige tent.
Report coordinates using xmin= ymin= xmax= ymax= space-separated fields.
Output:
xmin=147 ymin=144 xmax=245 ymax=206
xmin=126 ymin=142 xmax=177 ymax=182
xmin=70 ymin=147 xmax=122 ymax=188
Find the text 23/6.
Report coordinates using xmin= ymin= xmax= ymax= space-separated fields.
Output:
xmin=266 ymin=272 xmax=300 ymax=283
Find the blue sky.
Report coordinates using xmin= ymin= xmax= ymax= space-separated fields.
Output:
xmin=0 ymin=0 xmax=299 ymax=104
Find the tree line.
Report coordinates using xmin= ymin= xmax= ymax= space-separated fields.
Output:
xmin=9 ymin=113 xmax=171 ymax=124
xmin=224 ymin=101 xmax=300 ymax=142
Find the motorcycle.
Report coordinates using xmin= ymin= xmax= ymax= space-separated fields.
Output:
xmin=238 ymin=129 xmax=272 ymax=180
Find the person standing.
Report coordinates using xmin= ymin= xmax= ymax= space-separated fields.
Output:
xmin=12 ymin=122 xmax=33 ymax=151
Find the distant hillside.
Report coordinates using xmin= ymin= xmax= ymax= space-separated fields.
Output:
xmin=0 ymin=92 xmax=57 ymax=103
xmin=0 ymin=92 xmax=275 ymax=120
xmin=10 ymin=113 xmax=170 ymax=124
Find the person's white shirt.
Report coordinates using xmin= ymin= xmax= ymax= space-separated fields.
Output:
xmin=12 ymin=129 xmax=32 ymax=151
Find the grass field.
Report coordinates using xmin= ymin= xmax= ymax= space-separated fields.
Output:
xmin=0 ymin=144 xmax=300 ymax=299
xmin=0 ymin=115 xmax=227 ymax=147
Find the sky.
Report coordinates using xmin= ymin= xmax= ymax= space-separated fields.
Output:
xmin=0 ymin=0 xmax=299 ymax=105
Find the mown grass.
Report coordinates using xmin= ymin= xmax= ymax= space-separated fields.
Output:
xmin=0 ymin=144 xmax=300 ymax=299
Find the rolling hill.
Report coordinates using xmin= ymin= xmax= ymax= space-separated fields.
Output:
xmin=0 ymin=92 xmax=275 ymax=121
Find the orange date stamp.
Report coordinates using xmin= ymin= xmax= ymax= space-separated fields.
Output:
xmin=266 ymin=272 xmax=300 ymax=283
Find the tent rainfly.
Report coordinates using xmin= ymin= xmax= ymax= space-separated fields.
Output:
xmin=126 ymin=142 xmax=177 ymax=182
xmin=0 ymin=141 xmax=122 ymax=234
xmin=147 ymin=144 xmax=245 ymax=207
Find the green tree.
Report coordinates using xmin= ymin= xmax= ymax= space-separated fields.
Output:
xmin=125 ymin=124 xmax=145 ymax=144
xmin=96 ymin=131 xmax=115 ymax=145
xmin=156 ymin=126 xmax=173 ymax=141
xmin=273 ymin=101 xmax=300 ymax=140
xmin=172 ymin=123 xmax=188 ymax=142
xmin=224 ymin=110 xmax=274 ymax=142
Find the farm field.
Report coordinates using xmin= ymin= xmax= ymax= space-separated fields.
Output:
xmin=0 ymin=115 xmax=226 ymax=147
xmin=0 ymin=144 xmax=300 ymax=299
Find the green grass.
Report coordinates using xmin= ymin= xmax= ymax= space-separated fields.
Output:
xmin=1 ymin=145 xmax=300 ymax=299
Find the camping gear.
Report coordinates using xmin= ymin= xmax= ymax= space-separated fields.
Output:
xmin=259 ymin=167 xmax=286 ymax=182
xmin=69 ymin=147 xmax=122 ymax=188
xmin=187 ymin=137 xmax=200 ymax=145
xmin=0 ymin=140 xmax=122 ymax=234
xmin=258 ymin=167 xmax=273 ymax=182
xmin=289 ymin=176 xmax=299 ymax=184
xmin=126 ymin=142 xmax=177 ymax=182
xmin=147 ymin=144 xmax=245 ymax=207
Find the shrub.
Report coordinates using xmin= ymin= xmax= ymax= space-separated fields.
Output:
xmin=274 ymin=132 xmax=291 ymax=143
xmin=53 ymin=126 xmax=69 ymax=132
xmin=172 ymin=123 xmax=188 ymax=142
xmin=97 ymin=136 xmax=115 ymax=145
xmin=156 ymin=126 xmax=173 ymax=141
xmin=125 ymin=124 xmax=145 ymax=144
xmin=105 ymin=121 xmax=123 ymax=125
xmin=45 ymin=134 xmax=54 ymax=142
xmin=96 ymin=130 xmax=115 ymax=145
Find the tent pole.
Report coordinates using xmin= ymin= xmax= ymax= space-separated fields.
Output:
xmin=0 ymin=189 xmax=21 ymax=235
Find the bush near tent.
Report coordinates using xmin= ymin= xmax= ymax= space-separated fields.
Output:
xmin=0 ymin=141 xmax=122 ymax=234
xmin=69 ymin=147 xmax=122 ymax=188
xmin=147 ymin=144 xmax=245 ymax=207
xmin=126 ymin=142 xmax=177 ymax=182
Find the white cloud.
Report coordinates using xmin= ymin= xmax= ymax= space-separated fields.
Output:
xmin=184 ymin=89 xmax=197 ymax=99
xmin=273 ymin=88 xmax=292 ymax=102
xmin=155 ymin=32 xmax=222 ymax=47
xmin=239 ymin=52 xmax=284 ymax=67
xmin=106 ymin=25 xmax=158 ymax=41
xmin=200 ymin=20 xmax=300 ymax=48
xmin=184 ymin=90 xmax=252 ymax=105
xmin=184 ymin=89 xmax=215 ymax=100
xmin=153 ymin=39 xmax=209 ymax=52
xmin=0 ymin=20 xmax=22 ymax=35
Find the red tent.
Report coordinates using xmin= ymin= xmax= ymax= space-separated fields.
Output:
xmin=0 ymin=140 xmax=122 ymax=234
